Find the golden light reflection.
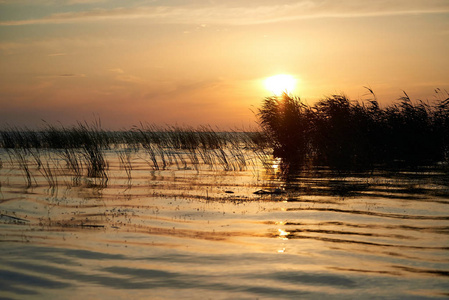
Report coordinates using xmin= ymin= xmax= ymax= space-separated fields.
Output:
xmin=272 ymin=157 xmax=282 ymax=170
xmin=264 ymin=74 xmax=297 ymax=96
xmin=278 ymin=228 xmax=290 ymax=240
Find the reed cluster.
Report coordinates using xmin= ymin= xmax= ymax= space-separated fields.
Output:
xmin=258 ymin=89 xmax=449 ymax=171
xmin=134 ymin=125 xmax=249 ymax=171
xmin=0 ymin=122 xmax=268 ymax=187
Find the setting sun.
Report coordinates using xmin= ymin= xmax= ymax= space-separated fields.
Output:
xmin=264 ymin=74 xmax=297 ymax=95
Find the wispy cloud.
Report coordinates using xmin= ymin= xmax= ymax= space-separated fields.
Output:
xmin=0 ymin=42 xmax=23 ymax=53
xmin=0 ymin=37 xmax=124 ymax=55
xmin=34 ymin=73 xmax=86 ymax=78
xmin=66 ymin=0 xmax=107 ymax=4
xmin=109 ymin=68 xmax=124 ymax=74
xmin=1 ymin=1 xmax=448 ymax=26
xmin=59 ymin=73 xmax=85 ymax=77
xmin=108 ymin=68 xmax=144 ymax=84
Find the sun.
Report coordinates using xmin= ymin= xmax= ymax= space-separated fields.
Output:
xmin=264 ymin=74 xmax=296 ymax=95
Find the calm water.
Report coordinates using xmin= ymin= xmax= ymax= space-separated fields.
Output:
xmin=1 ymin=149 xmax=448 ymax=299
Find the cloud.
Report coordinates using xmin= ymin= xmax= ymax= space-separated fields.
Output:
xmin=0 ymin=42 xmax=23 ymax=53
xmin=0 ymin=37 xmax=125 ymax=55
xmin=108 ymin=68 xmax=124 ymax=74
xmin=66 ymin=0 xmax=107 ymax=4
xmin=108 ymin=68 xmax=144 ymax=84
xmin=114 ymin=74 xmax=144 ymax=84
xmin=1 ymin=1 xmax=448 ymax=26
xmin=59 ymin=73 xmax=86 ymax=77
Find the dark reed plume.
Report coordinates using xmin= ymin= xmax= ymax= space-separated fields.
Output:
xmin=258 ymin=90 xmax=449 ymax=172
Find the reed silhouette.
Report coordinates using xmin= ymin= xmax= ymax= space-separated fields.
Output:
xmin=0 ymin=123 xmax=267 ymax=187
xmin=258 ymin=89 xmax=449 ymax=172
xmin=1 ymin=89 xmax=448 ymax=181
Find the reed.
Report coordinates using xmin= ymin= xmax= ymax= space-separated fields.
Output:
xmin=7 ymin=148 xmax=34 ymax=187
xmin=117 ymin=147 xmax=133 ymax=183
xmin=0 ymin=121 xmax=271 ymax=188
xmin=258 ymin=89 xmax=449 ymax=172
xmin=74 ymin=122 xmax=109 ymax=180
xmin=60 ymin=148 xmax=83 ymax=179
xmin=40 ymin=160 xmax=58 ymax=189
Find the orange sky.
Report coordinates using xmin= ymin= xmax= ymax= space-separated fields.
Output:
xmin=1 ymin=1 xmax=448 ymax=129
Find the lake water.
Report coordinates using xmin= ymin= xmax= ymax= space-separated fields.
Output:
xmin=1 ymin=148 xmax=448 ymax=299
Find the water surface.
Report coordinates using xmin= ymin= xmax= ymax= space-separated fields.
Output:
xmin=1 ymin=149 xmax=448 ymax=299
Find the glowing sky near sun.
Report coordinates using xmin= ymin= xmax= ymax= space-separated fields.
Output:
xmin=265 ymin=74 xmax=297 ymax=95
xmin=0 ymin=0 xmax=448 ymax=129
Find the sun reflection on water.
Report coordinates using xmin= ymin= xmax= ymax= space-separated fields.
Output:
xmin=272 ymin=158 xmax=282 ymax=171
xmin=278 ymin=228 xmax=290 ymax=240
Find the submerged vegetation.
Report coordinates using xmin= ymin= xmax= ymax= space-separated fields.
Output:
xmin=258 ymin=89 xmax=449 ymax=171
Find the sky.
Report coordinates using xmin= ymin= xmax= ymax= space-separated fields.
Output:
xmin=1 ymin=0 xmax=448 ymax=129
